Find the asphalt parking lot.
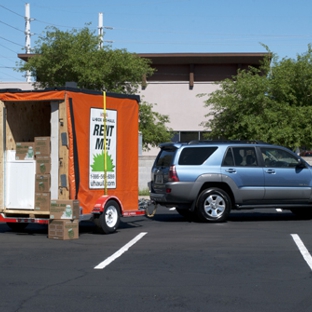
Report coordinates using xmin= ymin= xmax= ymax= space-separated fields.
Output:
xmin=0 ymin=206 xmax=312 ymax=312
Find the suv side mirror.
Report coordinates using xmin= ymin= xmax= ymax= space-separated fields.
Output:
xmin=297 ymin=158 xmax=307 ymax=168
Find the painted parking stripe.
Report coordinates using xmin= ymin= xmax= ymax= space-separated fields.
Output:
xmin=94 ymin=232 xmax=147 ymax=269
xmin=291 ymin=234 xmax=312 ymax=271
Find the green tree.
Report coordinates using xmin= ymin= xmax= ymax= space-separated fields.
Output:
xmin=18 ymin=26 xmax=172 ymax=148
xmin=200 ymin=45 xmax=312 ymax=150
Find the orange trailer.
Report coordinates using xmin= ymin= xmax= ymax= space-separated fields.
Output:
xmin=0 ymin=88 xmax=145 ymax=233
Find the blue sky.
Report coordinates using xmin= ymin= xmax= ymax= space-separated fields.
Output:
xmin=1 ymin=0 xmax=312 ymax=82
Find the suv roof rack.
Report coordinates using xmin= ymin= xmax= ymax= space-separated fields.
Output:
xmin=187 ymin=140 xmax=270 ymax=145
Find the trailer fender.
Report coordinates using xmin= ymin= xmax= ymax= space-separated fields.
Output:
xmin=92 ymin=195 xmax=123 ymax=214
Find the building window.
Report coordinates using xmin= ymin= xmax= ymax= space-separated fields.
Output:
xmin=171 ymin=133 xmax=179 ymax=142
xmin=180 ymin=131 xmax=199 ymax=142
xmin=170 ymin=131 xmax=211 ymax=143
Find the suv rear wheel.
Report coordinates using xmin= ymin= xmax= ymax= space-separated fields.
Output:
xmin=196 ymin=188 xmax=231 ymax=222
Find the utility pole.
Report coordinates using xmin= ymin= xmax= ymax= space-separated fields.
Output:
xmin=25 ymin=3 xmax=32 ymax=82
xmin=98 ymin=13 xmax=113 ymax=49
xmin=98 ymin=13 xmax=103 ymax=50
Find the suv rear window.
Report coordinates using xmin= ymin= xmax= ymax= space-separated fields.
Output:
xmin=155 ymin=149 xmax=175 ymax=167
xmin=179 ymin=147 xmax=218 ymax=165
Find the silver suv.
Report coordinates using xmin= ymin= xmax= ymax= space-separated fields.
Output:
xmin=148 ymin=141 xmax=312 ymax=222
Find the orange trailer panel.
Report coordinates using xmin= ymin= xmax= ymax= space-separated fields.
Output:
xmin=66 ymin=91 xmax=139 ymax=214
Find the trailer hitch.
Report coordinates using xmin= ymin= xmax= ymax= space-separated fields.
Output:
xmin=138 ymin=198 xmax=158 ymax=218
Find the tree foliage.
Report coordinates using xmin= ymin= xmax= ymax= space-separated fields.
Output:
xmin=201 ymin=45 xmax=312 ymax=150
xmin=18 ymin=26 xmax=173 ymax=149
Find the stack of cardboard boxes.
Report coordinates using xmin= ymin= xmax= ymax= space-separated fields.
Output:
xmin=15 ymin=138 xmax=51 ymax=212
xmin=34 ymin=137 xmax=51 ymax=212
xmin=48 ymin=200 xmax=80 ymax=240
xmin=15 ymin=137 xmax=80 ymax=240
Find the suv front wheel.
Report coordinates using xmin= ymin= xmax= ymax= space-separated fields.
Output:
xmin=196 ymin=188 xmax=231 ymax=222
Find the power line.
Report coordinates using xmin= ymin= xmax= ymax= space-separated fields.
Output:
xmin=0 ymin=69 xmax=24 ymax=81
xmin=0 ymin=4 xmax=24 ymax=18
xmin=34 ymin=18 xmax=82 ymax=29
xmin=0 ymin=20 xmax=24 ymax=33
xmin=1 ymin=3 xmax=311 ymax=45
xmin=0 ymin=43 xmax=20 ymax=54
xmin=0 ymin=36 xmax=23 ymax=48
xmin=0 ymin=53 xmax=17 ymax=62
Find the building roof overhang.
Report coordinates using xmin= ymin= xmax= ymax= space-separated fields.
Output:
xmin=18 ymin=52 xmax=271 ymax=66
xmin=137 ymin=52 xmax=270 ymax=65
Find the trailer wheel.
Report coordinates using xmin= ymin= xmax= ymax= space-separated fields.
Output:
xmin=99 ymin=200 xmax=120 ymax=234
xmin=6 ymin=222 xmax=28 ymax=232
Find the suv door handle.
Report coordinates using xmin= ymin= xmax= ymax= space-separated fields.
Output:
xmin=225 ymin=168 xmax=236 ymax=173
xmin=266 ymin=169 xmax=276 ymax=174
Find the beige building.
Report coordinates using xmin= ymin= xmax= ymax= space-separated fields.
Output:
xmin=134 ymin=53 xmax=269 ymax=188
xmin=0 ymin=82 xmax=34 ymax=90
xmin=137 ymin=52 xmax=269 ymax=156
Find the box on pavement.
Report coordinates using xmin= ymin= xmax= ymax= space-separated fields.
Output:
xmin=15 ymin=142 xmax=35 ymax=160
xmin=50 ymin=200 xmax=80 ymax=220
xmin=34 ymin=137 xmax=50 ymax=156
xmin=35 ymin=174 xmax=51 ymax=193
xmin=35 ymin=155 xmax=51 ymax=174
xmin=34 ymin=192 xmax=51 ymax=211
xmin=48 ymin=219 xmax=79 ymax=240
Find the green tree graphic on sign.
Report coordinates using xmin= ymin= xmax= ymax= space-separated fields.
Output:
xmin=90 ymin=152 xmax=115 ymax=172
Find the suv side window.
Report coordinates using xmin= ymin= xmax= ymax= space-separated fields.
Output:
xmin=261 ymin=147 xmax=300 ymax=168
xmin=232 ymin=147 xmax=258 ymax=166
xmin=179 ymin=147 xmax=218 ymax=165
xmin=222 ymin=149 xmax=234 ymax=166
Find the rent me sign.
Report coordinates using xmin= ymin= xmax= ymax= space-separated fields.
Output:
xmin=89 ymin=108 xmax=117 ymax=189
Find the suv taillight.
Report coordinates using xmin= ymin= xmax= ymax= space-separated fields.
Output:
xmin=168 ymin=165 xmax=179 ymax=182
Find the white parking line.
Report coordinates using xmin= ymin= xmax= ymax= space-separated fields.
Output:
xmin=94 ymin=232 xmax=147 ymax=269
xmin=291 ymin=234 xmax=312 ymax=271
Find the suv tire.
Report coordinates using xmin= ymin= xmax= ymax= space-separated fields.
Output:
xmin=196 ymin=188 xmax=231 ymax=222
